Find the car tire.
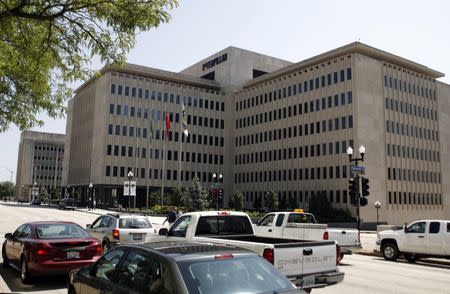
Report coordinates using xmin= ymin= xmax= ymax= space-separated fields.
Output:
xmin=404 ymin=253 xmax=419 ymax=263
xmin=2 ymin=246 xmax=9 ymax=268
xmin=20 ymin=257 xmax=32 ymax=284
xmin=102 ymin=241 xmax=110 ymax=254
xmin=382 ymin=242 xmax=399 ymax=261
xmin=68 ymin=286 xmax=77 ymax=294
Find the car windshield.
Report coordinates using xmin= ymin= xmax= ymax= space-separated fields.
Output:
xmin=178 ymin=255 xmax=295 ymax=294
xmin=36 ymin=223 xmax=89 ymax=239
xmin=119 ymin=218 xmax=152 ymax=229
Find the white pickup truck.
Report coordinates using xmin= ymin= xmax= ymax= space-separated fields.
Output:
xmin=376 ymin=219 xmax=450 ymax=262
xmin=254 ymin=211 xmax=361 ymax=259
xmin=157 ymin=211 xmax=344 ymax=292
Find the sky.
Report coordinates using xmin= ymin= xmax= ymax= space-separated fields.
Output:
xmin=1 ymin=0 xmax=450 ymax=183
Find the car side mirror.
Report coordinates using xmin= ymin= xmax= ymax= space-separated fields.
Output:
xmin=4 ymin=233 xmax=12 ymax=239
xmin=159 ymin=228 xmax=168 ymax=236
xmin=86 ymin=224 xmax=92 ymax=228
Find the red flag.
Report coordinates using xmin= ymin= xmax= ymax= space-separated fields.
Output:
xmin=165 ymin=111 xmax=171 ymax=140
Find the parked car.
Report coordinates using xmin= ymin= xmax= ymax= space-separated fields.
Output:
xmin=376 ymin=219 xmax=450 ymax=262
xmin=68 ymin=241 xmax=305 ymax=294
xmin=2 ymin=221 xmax=102 ymax=284
xmin=30 ymin=196 xmax=41 ymax=206
xmin=157 ymin=211 xmax=344 ymax=291
xmin=254 ymin=211 xmax=362 ymax=260
xmin=59 ymin=198 xmax=77 ymax=210
xmin=85 ymin=213 xmax=158 ymax=254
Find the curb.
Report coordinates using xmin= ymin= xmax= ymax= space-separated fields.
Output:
xmin=355 ymin=251 xmax=450 ymax=267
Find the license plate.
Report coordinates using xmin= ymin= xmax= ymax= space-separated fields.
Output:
xmin=132 ymin=234 xmax=143 ymax=240
xmin=67 ymin=251 xmax=80 ymax=259
xmin=302 ymin=276 xmax=315 ymax=287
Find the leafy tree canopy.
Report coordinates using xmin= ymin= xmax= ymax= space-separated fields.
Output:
xmin=264 ymin=191 xmax=278 ymax=212
xmin=230 ymin=191 xmax=244 ymax=211
xmin=183 ymin=177 xmax=209 ymax=212
xmin=0 ymin=181 xmax=14 ymax=198
xmin=0 ymin=0 xmax=178 ymax=131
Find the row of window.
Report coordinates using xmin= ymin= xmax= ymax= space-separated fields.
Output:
xmin=110 ymin=84 xmax=224 ymax=111
xmin=387 ymin=167 xmax=441 ymax=183
xmin=386 ymin=120 xmax=439 ymax=142
xmin=244 ymin=190 xmax=349 ymax=205
xmin=235 ymin=165 xmax=349 ymax=184
xmin=31 ymin=175 xmax=62 ymax=181
xmin=236 ymin=92 xmax=353 ymax=129
xmin=388 ymin=191 xmax=442 ymax=206
xmin=33 ymin=156 xmax=63 ymax=161
xmin=106 ymin=145 xmax=224 ymax=165
xmin=384 ymin=75 xmax=436 ymax=100
xmin=236 ymin=115 xmax=353 ymax=147
xmin=34 ymin=145 xmax=64 ymax=152
xmin=387 ymin=144 xmax=440 ymax=162
xmin=105 ymin=166 xmax=221 ymax=183
xmin=385 ymin=97 xmax=437 ymax=121
xmin=236 ymin=68 xmax=352 ymax=111
xmin=235 ymin=140 xmax=354 ymax=165
xmin=108 ymin=124 xmax=149 ymax=138
xmin=33 ymin=165 xmax=62 ymax=171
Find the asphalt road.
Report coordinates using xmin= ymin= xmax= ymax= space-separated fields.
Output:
xmin=1 ymin=202 xmax=449 ymax=294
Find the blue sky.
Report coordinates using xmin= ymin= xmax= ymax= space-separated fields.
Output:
xmin=1 ymin=0 xmax=450 ymax=182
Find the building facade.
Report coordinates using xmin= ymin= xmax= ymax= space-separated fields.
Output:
xmin=64 ymin=42 xmax=450 ymax=224
xmin=15 ymin=131 xmax=65 ymax=202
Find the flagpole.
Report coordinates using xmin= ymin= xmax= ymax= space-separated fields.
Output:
xmin=178 ymin=105 xmax=182 ymax=188
xmin=146 ymin=114 xmax=152 ymax=210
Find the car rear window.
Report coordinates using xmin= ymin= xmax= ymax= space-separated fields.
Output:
xmin=178 ymin=255 xmax=294 ymax=294
xmin=36 ymin=223 xmax=89 ymax=239
xmin=195 ymin=216 xmax=253 ymax=235
xmin=119 ymin=218 xmax=152 ymax=229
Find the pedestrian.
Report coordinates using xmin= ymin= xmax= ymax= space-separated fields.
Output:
xmin=163 ymin=206 xmax=177 ymax=227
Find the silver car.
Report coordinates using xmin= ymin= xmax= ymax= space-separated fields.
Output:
xmin=85 ymin=213 xmax=158 ymax=253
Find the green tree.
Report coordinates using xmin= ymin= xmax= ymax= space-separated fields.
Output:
xmin=0 ymin=0 xmax=178 ymax=132
xmin=308 ymin=191 xmax=332 ymax=221
xmin=183 ymin=177 xmax=209 ymax=212
xmin=230 ymin=191 xmax=244 ymax=211
xmin=167 ymin=187 xmax=184 ymax=208
xmin=264 ymin=191 xmax=279 ymax=212
xmin=0 ymin=181 xmax=14 ymax=199
xmin=149 ymin=191 xmax=165 ymax=207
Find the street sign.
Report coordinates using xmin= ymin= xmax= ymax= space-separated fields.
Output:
xmin=130 ymin=181 xmax=136 ymax=196
xmin=123 ymin=181 xmax=130 ymax=196
xmin=351 ymin=165 xmax=365 ymax=175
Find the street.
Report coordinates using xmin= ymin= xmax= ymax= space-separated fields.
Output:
xmin=0 ymin=203 xmax=450 ymax=294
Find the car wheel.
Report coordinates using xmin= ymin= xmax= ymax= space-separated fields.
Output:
xmin=382 ymin=242 xmax=399 ymax=261
xmin=20 ymin=257 xmax=32 ymax=284
xmin=404 ymin=253 xmax=419 ymax=263
xmin=102 ymin=242 xmax=110 ymax=254
xmin=68 ymin=286 xmax=77 ymax=294
xmin=2 ymin=246 xmax=9 ymax=268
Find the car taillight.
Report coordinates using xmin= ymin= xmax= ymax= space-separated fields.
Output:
xmin=113 ymin=229 xmax=120 ymax=240
xmin=263 ymin=248 xmax=274 ymax=264
xmin=323 ymin=231 xmax=329 ymax=240
xmin=214 ymin=254 xmax=234 ymax=260
xmin=36 ymin=249 xmax=47 ymax=256
xmin=33 ymin=243 xmax=51 ymax=257
xmin=336 ymin=244 xmax=341 ymax=265
xmin=95 ymin=244 xmax=102 ymax=255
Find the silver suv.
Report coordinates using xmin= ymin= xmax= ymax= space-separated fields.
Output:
xmin=86 ymin=213 xmax=158 ymax=253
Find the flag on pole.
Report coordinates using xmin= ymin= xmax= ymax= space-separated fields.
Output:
xmin=182 ymin=103 xmax=189 ymax=137
xmin=165 ymin=110 xmax=171 ymax=140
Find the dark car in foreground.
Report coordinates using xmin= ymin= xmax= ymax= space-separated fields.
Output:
xmin=2 ymin=221 xmax=102 ymax=284
xmin=68 ymin=241 xmax=304 ymax=294
xmin=59 ymin=198 xmax=77 ymax=210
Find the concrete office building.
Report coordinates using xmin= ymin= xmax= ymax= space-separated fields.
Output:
xmin=64 ymin=42 xmax=450 ymax=224
xmin=15 ymin=131 xmax=65 ymax=202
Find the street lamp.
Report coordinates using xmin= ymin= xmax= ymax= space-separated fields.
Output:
xmin=346 ymin=145 xmax=366 ymax=233
xmin=374 ymin=201 xmax=381 ymax=226
xmin=212 ymin=172 xmax=223 ymax=210
xmin=88 ymin=182 xmax=93 ymax=210
xmin=127 ymin=171 xmax=134 ymax=212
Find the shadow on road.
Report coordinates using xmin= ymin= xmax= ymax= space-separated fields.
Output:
xmin=370 ymin=256 xmax=450 ymax=270
xmin=1 ymin=263 xmax=68 ymax=292
xmin=0 ymin=202 xmax=58 ymax=210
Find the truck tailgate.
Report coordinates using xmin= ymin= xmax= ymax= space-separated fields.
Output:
xmin=274 ymin=241 xmax=337 ymax=278
xmin=327 ymin=228 xmax=360 ymax=248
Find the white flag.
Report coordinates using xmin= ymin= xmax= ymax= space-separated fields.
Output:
xmin=182 ymin=103 xmax=189 ymax=137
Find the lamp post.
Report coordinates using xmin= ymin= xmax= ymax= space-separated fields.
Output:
xmin=212 ymin=172 xmax=223 ymax=210
xmin=374 ymin=201 xmax=381 ymax=226
xmin=127 ymin=171 xmax=134 ymax=212
xmin=1 ymin=166 xmax=13 ymax=183
xmin=346 ymin=145 xmax=366 ymax=233
xmin=88 ymin=182 xmax=93 ymax=210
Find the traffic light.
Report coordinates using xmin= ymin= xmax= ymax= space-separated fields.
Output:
xmin=361 ymin=177 xmax=370 ymax=197
xmin=218 ymin=189 xmax=223 ymax=199
xmin=349 ymin=178 xmax=358 ymax=207
xmin=359 ymin=197 xmax=368 ymax=206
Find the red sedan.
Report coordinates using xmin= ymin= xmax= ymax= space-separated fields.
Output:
xmin=2 ymin=221 xmax=102 ymax=284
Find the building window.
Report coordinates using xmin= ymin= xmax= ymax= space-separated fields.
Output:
xmin=105 ymin=166 xmax=110 ymax=176
xmin=111 ymin=84 xmax=116 ymax=94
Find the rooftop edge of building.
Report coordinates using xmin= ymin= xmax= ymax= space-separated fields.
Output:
xmin=244 ymin=42 xmax=445 ymax=88
xmin=75 ymin=63 xmax=222 ymax=95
